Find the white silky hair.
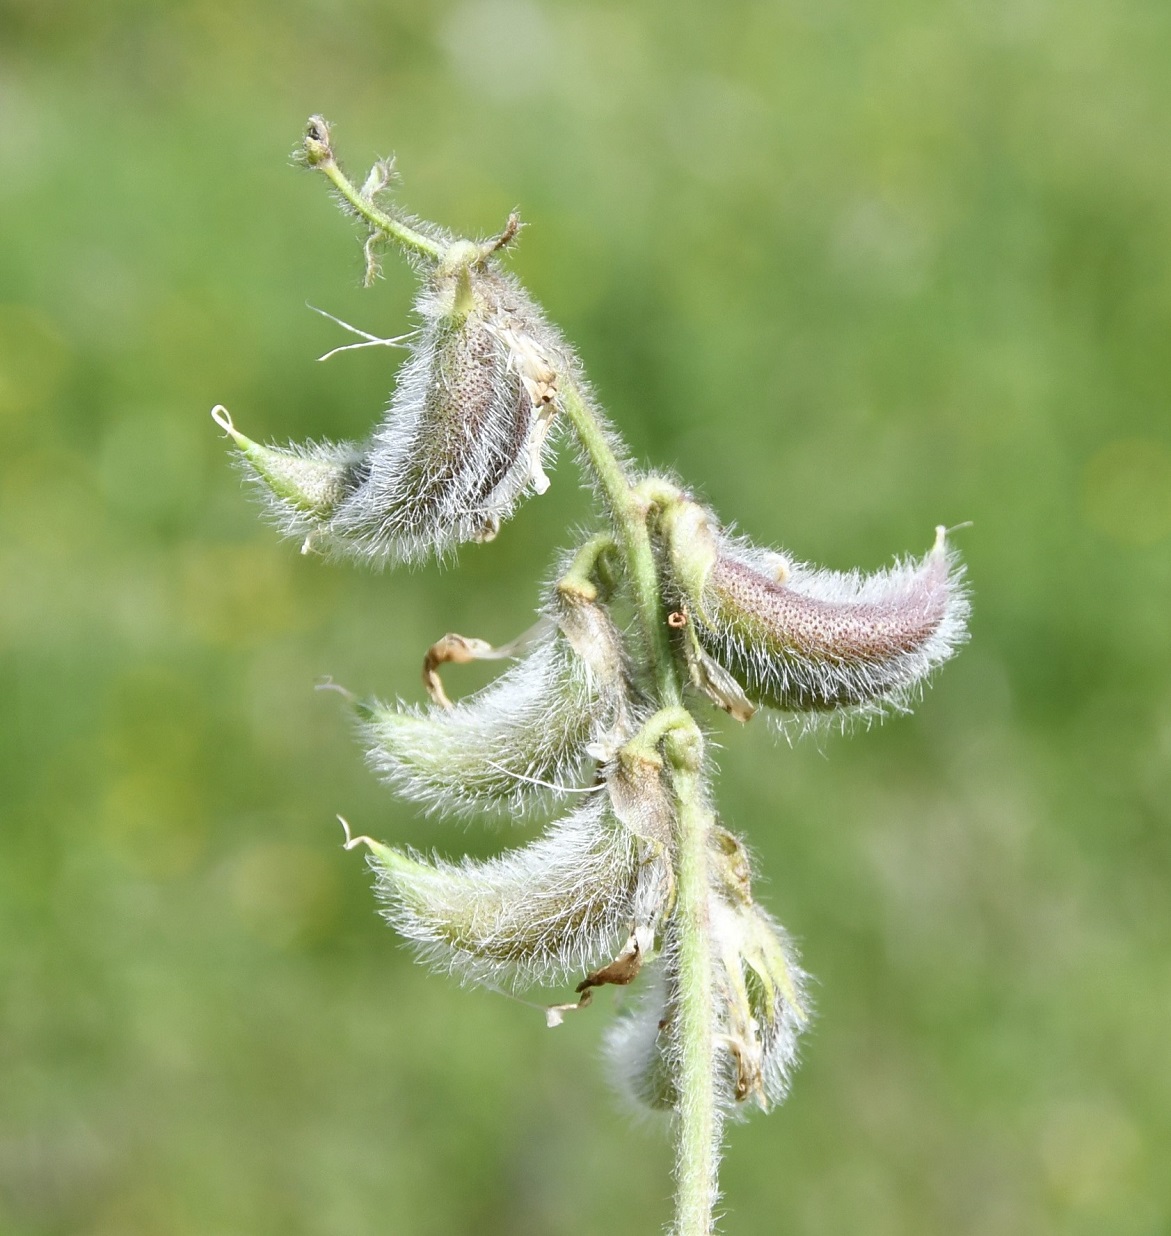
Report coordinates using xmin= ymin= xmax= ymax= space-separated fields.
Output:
xmin=231 ymin=433 xmax=365 ymax=543
xmin=605 ymin=877 xmax=811 ymax=1119
xmin=359 ymin=634 xmax=600 ymax=822
xmin=602 ymin=959 xmax=680 ymax=1114
xmin=695 ymin=529 xmax=970 ymax=736
xmin=242 ymin=265 xmax=572 ymax=566
xmin=370 ymin=795 xmax=650 ymax=990
xmin=709 ymin=895 xmax=811 ymax=1114
xmin=358 ymin=584 xmax=637 ymax=821
xmin=601 ymin=933 xmax=728 ymax=1228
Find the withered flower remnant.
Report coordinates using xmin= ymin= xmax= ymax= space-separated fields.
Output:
xmin=216 ymin=117 xmax=970 ymax=1236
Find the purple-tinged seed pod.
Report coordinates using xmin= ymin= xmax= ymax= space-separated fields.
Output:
xmin=215 ymin=246 xmax=571 ymax=565
xmin=663 ymin=499 xmax=969 ymax=727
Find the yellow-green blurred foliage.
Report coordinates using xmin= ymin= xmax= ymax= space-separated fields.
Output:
xmin=2 ymin=1 xmax=1170 ymax=1233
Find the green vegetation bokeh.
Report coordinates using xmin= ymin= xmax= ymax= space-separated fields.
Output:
xmin=2 ymin=1 xmax=1170 ymax=1232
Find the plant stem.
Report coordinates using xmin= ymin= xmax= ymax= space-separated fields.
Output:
xmin=313 ymin=154 xmax=446 ymax=264
xmin=559 ymin=384 xmax=678 ymax=706
xmin=667 ymin=727 xmax=720 ymax=1236
xmin=559 ymin=382 xmax=719 ymax=1236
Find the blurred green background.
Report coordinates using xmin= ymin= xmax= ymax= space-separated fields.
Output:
xmin=2 ymin=0 xmax=1170 ymax=1232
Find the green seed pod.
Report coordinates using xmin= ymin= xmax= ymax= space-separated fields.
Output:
xmin=365 ymin=794 xmax=658 ymax=990
xmin=606 ymin=827 xmax=810 ymax=1116
xmin=357 ymin=581 xmax=636 ymax=821
xmin=211 ymin=407 xmax=364 ymax=530
xmin=602 ymin=960 xmax=680 ymax=1113
xmin=709 ymin=828 xmax=811 ymax=1112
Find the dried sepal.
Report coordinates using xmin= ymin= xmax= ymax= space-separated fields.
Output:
xmin=365 ymin=796 xmax=654 ymax=990
xmin=421 ymin=629 xmax=530 ymax=710
xmin=600 ymin=709 xmax=689 ymax=949
xmin=357 ymin=589 xmax=634 ymax=821
xmin=576 ymin=932 xmax=646 ymax=995
xmin=547 ymin=929 xmax=653 ymax=1028
xmin=664 ymin=499 xmax=969 ymax=728
xmin=606 ymin=745 xmax=674 ymax=852
xmin=557 ymin=582 xmax=640 ymax=758
xmin=674 ymin=607 xmax=756 ymax=723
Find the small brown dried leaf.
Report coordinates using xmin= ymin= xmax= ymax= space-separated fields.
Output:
xmin=576 ymin=933 xmax=644 ymax=994
xmin=422 ymin=633 xmax=496 ymax=707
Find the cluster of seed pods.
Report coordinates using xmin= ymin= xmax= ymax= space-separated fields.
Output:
xmin=215 ymin=119 xmax=969 ymax=1120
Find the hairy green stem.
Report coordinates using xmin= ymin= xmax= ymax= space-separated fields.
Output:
xmin=317 ymin=157 xmax=445 ymax=262
xmin=559 ymin=384 xmax=679 ymax=706
xmin=666 ymin=724 xmax=719 ymax=1236
xmin=301 ymin=117 xmax=446 ymax=264
xmin=558 ymin=385 xmax=718 ymax=1236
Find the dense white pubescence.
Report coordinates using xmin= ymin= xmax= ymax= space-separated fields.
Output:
xmin=370 ymin=795 xmax=659 ymax=990
xmin=232 ymin=436 xmax=367 ymax=523
xmin=358 ymin=592 xmax=637 ymax=821
xmin=749 ymin=910 xmax=810 ymax=1110
xmin=709 ymin=896 xmax=810 ymax=1114
xmin=361 ymin=636 xmax=596 ymax=821
xmin=603 ymin=958 xmax=680 ymax=1113
xmin=241 ymin=265 xmax=571 ymax=565
xmin=694 ymin=529 xmax=969 ymax=731
xmin=605 ymin=835 xmax=810 ymax=1118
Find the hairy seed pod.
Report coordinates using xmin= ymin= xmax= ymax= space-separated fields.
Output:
xmin=211 ymin=408 xmax=366 ymax=530
xmin=710 ymin=897 xmax=810 ymax=1112
xmin=664 ymin=500 xmax=969 ymax=727
xmin=605 ymin=828 xmax=810 ymax=1116
xmin=367 ymin=795 xmax=665 ymax=990
xmin=709 ymin=826 xmax=810 ymax=1112
xmin=602 ymin=959 xmax=680 ymax=1113
xmin=357 ymin=585 xmax=636 ymax=820
xmin=218 ymin=248 xmax=570 ymax=564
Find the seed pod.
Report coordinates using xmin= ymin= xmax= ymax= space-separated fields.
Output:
xmin=709 ymin=827 xmax=810 ymax=1112
xmin=366 ymin=794 xmax=663 ymax=990
xmin=210 ymin=407 xmax=365 ymax=543
xmin=357 ymin=585 xmax=636 ymax=821
xmin=218 ymin=247 xmax=570 ymax=565
xmin=605 ymin=828 xmax=810 ymax=1116
xmin=664 ymin=500 xmax=969 ymax=727
xmin=602 ymin=959 xmax=680 ymax=1113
